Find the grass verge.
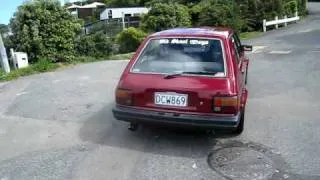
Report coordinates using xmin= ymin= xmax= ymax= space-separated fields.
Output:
xmin=0 ymin=53 xmax=135 ymax=82
xmin=107 ymin=52 xmax=135 ymax=60
xmin=73 ymin=53 xmax=134 ymax=64
xmin=0 ymin=60 xmax=61 ymax=81
xmin=240 ymin=31 xmax=263 ymax=40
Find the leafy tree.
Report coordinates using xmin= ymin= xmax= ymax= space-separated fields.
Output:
xmin=10 ymin=0 xmax=82 ymax=63
xmin=284 ymin=0 xmax=298 ymax=16
xmin=0 ymin=24 xmax=9 ymax=34
xmin=297 ymin=0 xmax=307 ymax=15
xmin=195 ymin=0 xmax=242 ymax=32
xmin=190 ymin=0 xmax=211 ymax=25
xmin=115 ymin=27 xmax=147 ymax=53
xmin=141 ymin=3 xmax=191 ymax=32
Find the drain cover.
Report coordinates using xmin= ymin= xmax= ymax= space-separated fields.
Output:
xmin=208 ymin=147 xmax=274 ymax=180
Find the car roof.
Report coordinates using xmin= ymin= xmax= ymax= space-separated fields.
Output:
xmin=150 ymin=27 xmax=233 ymax=38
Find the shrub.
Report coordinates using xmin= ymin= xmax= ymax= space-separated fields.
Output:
xmin=196 ymin=0 xmax=243 ymax=32
xmin=285 ymin=1 xmax=298 ymax=17
xmin=92 ymin=32 xmax=113 ymax=57
xmin=10 ymin=0 xmax=82 ymax=63
xmin=75 ymin=32 xmax=113 ymax=58
xmin=141 ymin=3 xmax=192 ymax=32
xmin=75 ymin=35 xmax=95 ymax=57
xmin=297 ymin=0 xmax=307 ymax=16
xmin=115 ymin=27 xmax=147 ymax=53
xmin=0 ymin=69 xmax=6 ymax=80
xmin=231 ymin=0 xmax=306 ymax=31
xmin=33 ymin=59 xmax=58 ymax=72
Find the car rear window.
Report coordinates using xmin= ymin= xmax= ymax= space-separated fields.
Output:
xmin=131 ymin=37 xmax=225 ymax=77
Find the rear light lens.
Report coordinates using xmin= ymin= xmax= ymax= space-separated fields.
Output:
xmin=213 ymin=96 xmax=239 ymax=114
xmin=116 ymin=88 xmax=132 ymax=106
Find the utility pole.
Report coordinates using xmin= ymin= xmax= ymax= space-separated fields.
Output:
xmin=0 ymin=34 xmax=10 ymax=73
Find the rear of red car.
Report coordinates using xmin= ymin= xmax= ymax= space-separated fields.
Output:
xmin=112 ymin=28 xmax=245 ymax=131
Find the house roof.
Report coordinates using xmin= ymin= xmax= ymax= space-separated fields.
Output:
xmin=67 ymin=2 xmax=105 ymax=9
xmin=66 ymin=4 xmax=82 ymax=9
xmin=81 ymin=2 xmax=105 ymax=8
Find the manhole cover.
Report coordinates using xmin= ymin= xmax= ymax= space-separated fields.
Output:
xmin=208 ymin=141 xmax=320 ymax=180
xmin=208 ymin=147 xmax=274 ymax=180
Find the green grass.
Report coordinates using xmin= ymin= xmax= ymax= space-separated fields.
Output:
xmin=240 ymin=31 xmax=263 ymax=40
xmin=74 ymin=56 xmax=105 ymax=63
xmin=0 ymin=53 xmax=135 ymax=82
xmin=0 ymin=60 xmax=60 ymax=81
xmin=107 ymin=52 xmax=135 ymax=60
xmin=74 ymin=53 xmax=134 ymax=63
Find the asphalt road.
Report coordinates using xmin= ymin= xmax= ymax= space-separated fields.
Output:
xmin=0 ymin=3 xmax=320 ymax=180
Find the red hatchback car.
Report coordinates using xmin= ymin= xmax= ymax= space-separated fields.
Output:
xmin=112 ymin=27 xmax=252 ymax=134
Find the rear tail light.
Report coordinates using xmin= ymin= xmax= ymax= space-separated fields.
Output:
xmin=213 ymin=96 xmax=239 ymax=114
xmin=116 ymin=88 xmax=133 ymax=106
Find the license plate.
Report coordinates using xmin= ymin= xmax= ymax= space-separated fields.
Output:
xmin=154 ymin=93 xmax=188 ymax=107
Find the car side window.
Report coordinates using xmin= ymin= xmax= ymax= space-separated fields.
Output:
xmin=233 ymin=33 xmax=242 ymax=54
xmin=231 ymin=37 xmax=240 ymax=64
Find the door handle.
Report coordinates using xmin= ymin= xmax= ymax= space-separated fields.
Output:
xmin=240 ymin=60 xmax=248 ymax=73
xmin=240 ymin=64 xmax=246 ymax=73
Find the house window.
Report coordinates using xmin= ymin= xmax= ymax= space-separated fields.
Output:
xmin=108 ymin=10 xmax=112 ymax=19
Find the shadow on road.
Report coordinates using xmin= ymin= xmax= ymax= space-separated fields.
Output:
xmin=78 ymin=104 xmax=238 ymax=159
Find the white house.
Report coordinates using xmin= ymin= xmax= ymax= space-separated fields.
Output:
xmin=100 ymin=7 xmax=149 ymax=20
xmin=67 ymin=4 xmax=82 ymax=16
xmin=66 ymin=2 xmax=106 ymax=18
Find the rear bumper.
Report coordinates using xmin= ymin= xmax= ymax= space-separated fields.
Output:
xmin=112 ymin=106 xmax=240 ymax=129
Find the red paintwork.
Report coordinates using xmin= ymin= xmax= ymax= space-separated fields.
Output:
xmin=116 ymin=27 xmax=249 ymax=115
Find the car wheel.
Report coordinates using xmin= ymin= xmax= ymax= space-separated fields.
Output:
xmin=232 ymin=108 xmax=245 ymax=135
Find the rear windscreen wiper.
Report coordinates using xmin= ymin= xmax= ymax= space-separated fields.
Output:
xmin=163 ymin=71 xmax=218 ymax=79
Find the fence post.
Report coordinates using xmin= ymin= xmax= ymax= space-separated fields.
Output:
xmin=284 ymin=15 xmax=288 ymax=27
xmin=263 ymin=19 xmax=266 ymax=32
xmin=275 ymin=16 xmax=279 ymax=29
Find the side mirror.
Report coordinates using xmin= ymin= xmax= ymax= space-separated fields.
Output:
xmin=242 ymin=45 xmax=253 ymax=52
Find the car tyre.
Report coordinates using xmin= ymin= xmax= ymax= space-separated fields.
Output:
xmin=232 ymin=108 xmax=245 ymax=135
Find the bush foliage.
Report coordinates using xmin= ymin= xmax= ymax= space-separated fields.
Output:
xmin=115 ymin=27 xmax=147 ymax=53
xmin=142 ymin=0 xmax=307 ymax=32
xmin=141 ymin=3 xmax=192 ymax=32
xmin=10 ymin=0 xmax=82 ymax=63
xmin=191 ymin=0 xmax=243 ymax=32
xmin=75 ymin=32 xmax=113 ymax=58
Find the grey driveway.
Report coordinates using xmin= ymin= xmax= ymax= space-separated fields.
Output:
xmin=0 ymin=3 xmax=320 ymax=180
